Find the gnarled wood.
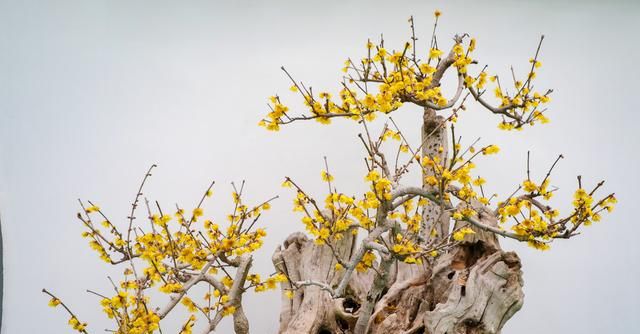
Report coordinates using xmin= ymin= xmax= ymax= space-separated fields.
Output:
xmin=274 ymin=209 xmax=524 ymax=334
xmin=424 ymin=251 xmax=523 ymax=334
xmin=273 ymin=232 xmax=376 ymax=334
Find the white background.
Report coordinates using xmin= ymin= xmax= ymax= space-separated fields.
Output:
xmin=1 ymin=0 xmax=639 ymax=333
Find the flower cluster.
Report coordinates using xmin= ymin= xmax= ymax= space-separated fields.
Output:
xmin=46 ymin=168 xmax=281 ymax=333
xmin=261 ymin=15 xmax=552 ymax=131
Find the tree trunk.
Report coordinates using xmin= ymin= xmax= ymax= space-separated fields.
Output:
xmin=272 ymin=111 xmax=524 ymax=334
xmin=421 ymin=107 xmax=450 ymax=243
xmin=273 ymin=221 xmax=523 ymax=334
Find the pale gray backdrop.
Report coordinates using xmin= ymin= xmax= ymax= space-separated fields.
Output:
xmin=1 ymin=0 xmax=639 ymax=333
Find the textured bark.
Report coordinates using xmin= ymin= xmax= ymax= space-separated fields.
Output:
xmin=272 ymin=232 xmax=376 ymax=334
xmin=421 ymin=107 xmax=450 ymax=242
xmin=273 ymin=221 xmax=524 ymax=334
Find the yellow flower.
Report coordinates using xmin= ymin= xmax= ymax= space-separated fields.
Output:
xmin=68 ymin=316 xmax=87 ymax=332
xmin=434 ymin=10 xmax=441 ymax=17
xmin=319 ymin=228 xmax=330 ymax=240
xmin=222 ymin=305 xmax=236 ymax=316
xmin=482 ymin=145 xmax=500 ymax=155
xmin=321 ymin=171 xmax=334 ymax=182
xmin=527 ymin=240 xmax=550 ymax=251
xmin=498 ymin=122 xmax=515 ymax=131
xmin=453 ymin=227 xmax=475 ymax=241
xmin=179 ymin=315 xmax=196 ymax=334
xmin=181 ymin=297 xmax=197 ymax=313
xmin=362 ymin=94 xmax=376 ymax=109
xmin=504 ymin=204 xmax=520 ymax=216
xmin=85 ymin=205 xmax=100 ymax=213
xmin=529 ymin=58 xmax=542 ymax=68
xmin=419 ymin=63 xmax=435 ymax=74
xmin=159 ymin=282 xmax=183 ymax=294
xmin=365 ymin=170 xmax=380 ymax=182
xmin=266 ymin=122 xmax=280 ymax=131
xmin=472 ymin=177 xmax=486 ymax=186
xmin=48 ymin=298 xmax=61 ymax=307
xmin=404 ymin=256 xmax=417 ymax=264
xmin=429 ymin=48 xmax=443 ymax=59
xmin=522 ymin=180 xmax=537 ymax=193
xmin=453 ymin=44 xmax=464 ymax=55
xmin=425 ymin=176 xmax=438 ymax=186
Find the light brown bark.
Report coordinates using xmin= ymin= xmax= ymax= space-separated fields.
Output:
xmin=273 ymin=225 xmax=523 ymax=334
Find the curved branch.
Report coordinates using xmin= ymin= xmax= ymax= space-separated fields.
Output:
xmin=293 ymin=280 xmax=335 ymax=297
xmin=467 ymin=85 xmax=553 ymax=125
xmin=201 ymin=255 xmax=252 ymax=334
xmin=157 ymin=259 xmax=216 ymax=318
xmin=403 ymin=73 xmax=465 ymax=110
xmin=334 ymin=225 xmax=388 ymax=297
xmin=392 ymin=187 xmax=528 ymax=241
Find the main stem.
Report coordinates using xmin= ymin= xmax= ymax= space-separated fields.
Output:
xmin=352 ymin=256 xmax=393 ymax=334
xmin=421 ymin=107 xmax=450 ymax=242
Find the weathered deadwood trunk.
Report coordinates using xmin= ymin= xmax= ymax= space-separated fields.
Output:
xmin=421 ymin=107 xmax=450 ymax=243
xmin=272 ymin=110 xmax=524 ymax=334
xmin=273 ymin=221 xmax=523 ymax=334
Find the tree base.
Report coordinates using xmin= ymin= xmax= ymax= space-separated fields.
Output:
xmin=273 ymin=229 xmax=523 ymax=334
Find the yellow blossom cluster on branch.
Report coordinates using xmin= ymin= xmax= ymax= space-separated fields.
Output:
xmin=46 ymin=166 xmax=283 ymax=333
xmin=263 ymin=13 xmax=615 ymax=263
xmin=275 ymin=58 xmax=614 ymax=282
xmin=261 ymin=14 xmax=552 ymax=131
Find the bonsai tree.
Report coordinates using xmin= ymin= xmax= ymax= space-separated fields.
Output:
xmin=45 ymin=11 xmax=616 ymax=334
